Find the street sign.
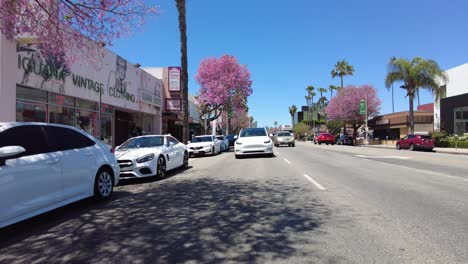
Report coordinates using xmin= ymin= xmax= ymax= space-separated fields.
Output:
xmin=359 ymin=99 xmax=366 ymax=115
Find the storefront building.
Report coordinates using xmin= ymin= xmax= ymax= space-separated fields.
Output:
xmin=0 ymin=35 xmax=162 ymax=147
xmin=434 ymin=63 xmax=468 ymax=135
xmin=369 ymin=111 xmax=434 ymax=140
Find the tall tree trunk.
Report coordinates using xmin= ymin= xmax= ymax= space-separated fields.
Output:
xmin=409 ymin=91 xmax=415 ymax=134
xmin=330 ymin=90 xmax=333 ymax=99
xmin=340 ymin=76 xmax=344 ymax=89
xmin=176 ymin=0 xmax=189 ymax=143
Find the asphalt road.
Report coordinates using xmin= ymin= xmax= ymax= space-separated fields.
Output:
xmin=0 ymin=142 xmax=467 ymax=263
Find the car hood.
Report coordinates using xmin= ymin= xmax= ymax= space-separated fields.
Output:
xmin=115 ymin=147 xmax=163 ymax=160
xmin=237 ymin=136 xmax=271 ymax=144
xmin=187 ymin=142 xmax=213 ymax=148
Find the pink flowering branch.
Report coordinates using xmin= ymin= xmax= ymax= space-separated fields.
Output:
xmin=0 ymin=0 xmax=158 ymax=66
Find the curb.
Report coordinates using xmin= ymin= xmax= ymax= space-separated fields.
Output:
xmin=357 ymin=144 xmax=468 ymax=156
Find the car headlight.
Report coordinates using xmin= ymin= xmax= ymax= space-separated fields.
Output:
xmin=136 ymin=153 xmax=155 ymax=163
xmin=264 ymin=139 xmax=271 ymax=144
xmin=236 ymin=141 xmax=242 ymax=145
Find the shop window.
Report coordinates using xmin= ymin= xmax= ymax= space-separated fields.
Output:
xmin=463 ymin=110 xmax=468 ymax=120
xmin=16 ymin=100 xmax=47 ymax=122
xmin=75 ymin=110 xmax=97 ymax=136
xmin=76 ymin=98 xmax=98 ymax=111
xmin=456 ymin=110 xmax=462 ymax=119
xmin=49 ymin=105 xmax=74 ymax=126
xmin=100 ymin=103 xmax=113 ymax=114
xmin=100 ymin=114 xmax=112 ymax=145
xmin=16 ymin=86 xmax=48 ymax=103
xmin=50 ymin=92 xmax=74 ymax=107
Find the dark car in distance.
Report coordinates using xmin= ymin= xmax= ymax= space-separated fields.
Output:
xmin=225 ymin=134 xmax=237 ymax=147
xmin=336 ymin=135 xmax=354 ymax=146
xmin=396 ymin=134 xmax=434 ymax=151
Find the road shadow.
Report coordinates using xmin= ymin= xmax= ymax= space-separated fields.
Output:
xmin=0 ymin=178 xmax=330 ymax=263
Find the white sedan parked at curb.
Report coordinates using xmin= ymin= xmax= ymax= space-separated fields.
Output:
xmin=186 ymin=135 xmax=222 ymax=157
xmin=0 ymin=122 xmax=119 ymax=228
xmin=115 ymin=135 xmax=188 ymax=179
xmin=234 ymin=127 xmax=274 ymax=158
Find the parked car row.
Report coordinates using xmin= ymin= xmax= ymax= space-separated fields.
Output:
xmin=0 ymin=122 xmax=197 ymax=228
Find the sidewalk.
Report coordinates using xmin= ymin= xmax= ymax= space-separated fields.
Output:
xmin=358 ymin=143 xmax=468 ymax=155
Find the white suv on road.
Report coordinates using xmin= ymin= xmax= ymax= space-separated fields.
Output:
xmin=0 ymin=122 xmax=120 ymax=228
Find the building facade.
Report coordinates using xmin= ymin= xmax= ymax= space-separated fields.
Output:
xmin=369 ymin=111 xmax=434 ymax=140
xmin=434 ymin=63 xmax=468 ymax=135
xmin=1 ymin=35 xmax=163 ymax=147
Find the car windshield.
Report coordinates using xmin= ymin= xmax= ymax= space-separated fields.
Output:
xmin=277 ymin=132 xmax=291 ymax=137
xmin=240 ymin=128 xmax=267 ymax=137
xmin=420 ymin=135 xmax=432 ymax=140
xmin=192 ymin=136 xmax=213 ymax=142
xmin=119 ymin=136 xmax=164 ymax=149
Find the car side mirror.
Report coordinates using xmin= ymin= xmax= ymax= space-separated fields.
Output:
xmin=0 ymin=146 xmax=26 ymax=166
xmin=234 ymin=135 xmax=238 ymax=139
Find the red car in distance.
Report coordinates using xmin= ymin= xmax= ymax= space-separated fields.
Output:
xmin=315 ymin=133 xmax=335 ymax=145
xmin=396 ymin=134 xmax=434 ymax=151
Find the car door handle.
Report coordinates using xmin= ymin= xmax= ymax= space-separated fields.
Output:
xmin=46 ymin=158 xmax=60 ymax=165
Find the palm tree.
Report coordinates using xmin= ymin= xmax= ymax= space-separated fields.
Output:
xmin=176 ymin=0 xmax=189 ymax=143
xmin=331 ymin=59 xmax=354 ymax=89
xmin=329 ymin=85 xmax=337 ymax=98
xmin=289 ymin=105 xmax=297 ymax=128
xmin=385 ymin=57 xmax=447 ymax=134
xmin=249 ymin=116 xmax=254 ymax=128
xmin=318 ymin=87 xmax=327 ymax=106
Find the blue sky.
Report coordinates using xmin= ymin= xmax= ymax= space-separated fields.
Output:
xmin=111 ymin=0 xmax=468 ymax=127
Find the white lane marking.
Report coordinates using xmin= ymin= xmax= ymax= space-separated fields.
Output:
xmin=303 ymin=174 xmax=327 ymax=190
xmin=275 ymin=152 xmax=280 ymax=155
xmin=355 ymin=155 xmax=412 ymax=159
xmin=358 ymin=157 xmax=468 ymax=182
xmin=283 ymin=158 xmax=291 ymax=164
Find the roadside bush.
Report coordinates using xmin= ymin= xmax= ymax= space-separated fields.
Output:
xmin=447 ymin=141 xmax=468 ymax=148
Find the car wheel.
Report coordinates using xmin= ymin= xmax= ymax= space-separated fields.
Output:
xmin=318 ymin=142 xmax=321 ymax=145
xmin=94 ymin=168 xmax=113 ymax=200
xmin=211 ymin=147 xmax=216 ymax=156
xmin=156 ymin=156 xmax=166 ymax=178
xmin=235 ymin=154 xmax=241 ymax=159
xmin=326 ymin=143 xmax=329 ymax=145
xmin=396 ymin=143 xmax=401 ymax=150
xmin=292 ymin=144 xmax=295 ymax=147
xmin=182 ymin=152 xmax=189 ymax=169
xmin=409 ymin=144 xmax=415 ymax=151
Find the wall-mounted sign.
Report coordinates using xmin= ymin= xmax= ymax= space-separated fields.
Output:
xmin=376 ymin=119 xmax=390 ymax=125
xmin=165 ymin=98 xmax=182 ymax=112
xmin=141 ymin=90 xmax=162 ymax=107
xmin=168 ymin=67 xmax=181 ymax=92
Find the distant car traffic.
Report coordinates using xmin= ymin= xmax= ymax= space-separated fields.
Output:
xmin=0 ymin=122 xmax=120 ymax=228
xmin=274 ymin=131 xmax=295 ymax=147
xmin=187 ymin=135 xmax=222 ymax=156
xmin=336 ymin=134 xmax=354 ymax=146
xmin=235 ymin=127 xmax=274 ymax=158
xmin=316 ymin=133 xmax=335 ymax=145
xmin=216 ymin=135 xmax=230 ymax=151
xmin=225 ymin=134 xmax=238 ymax=147
xmin=396 ymin=134 xmax=434 ymax=151
xmin=115 ymin=135 xmax=188 ymax=179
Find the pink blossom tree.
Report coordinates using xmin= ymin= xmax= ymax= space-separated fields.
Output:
xmin=230 ymin=108 xmax=250 ymax=133
xmin=195 ymin=55 xmax=253 ymax=121
xmin=325 ymin=85 xmax=381 ymax=133
xmin=0 ymin=0 xmax=157 ymax=65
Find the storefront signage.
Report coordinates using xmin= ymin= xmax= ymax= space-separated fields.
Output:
xmin=376 ymin=119 xmax=390 ymax=125
xmin=141 ymin=90 xmax=162 ymax=107
xmin=168 ymin=67 xmax=181 ymax=92
xmin=165 ymin=98 xmax=182 ymax=112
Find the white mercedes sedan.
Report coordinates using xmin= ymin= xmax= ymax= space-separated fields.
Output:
xmin=234 ymin=127 xmax=274 ymax=158
xmin=115 ymin=135 xmax=188 ymax=179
